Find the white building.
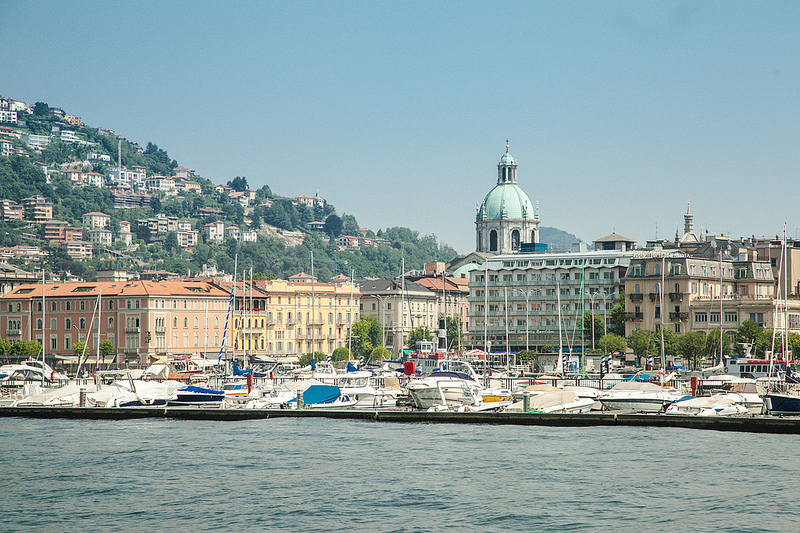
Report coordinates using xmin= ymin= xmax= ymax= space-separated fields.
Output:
xmin=20 ymin=133 xmax=51 ymax=151
xmin=0 ymin=110 xmax=17 ymax=124
xmin=468 ymin=249 xmax=630 ymax=354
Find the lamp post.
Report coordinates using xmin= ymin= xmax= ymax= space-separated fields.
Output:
xmin=585 ymin=290 xmax=609 ymax=351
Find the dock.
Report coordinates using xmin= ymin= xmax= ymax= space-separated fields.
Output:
xmin=2 ymin=406 xmax=800 ymax=434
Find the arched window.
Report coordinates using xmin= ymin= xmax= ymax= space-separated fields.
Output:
xmin=214 ymin=316 xmax=219 ymax=328
xmin=173 ymin=316 xmax=178 ymax=328
xmin=634 ymin=283 xmax=641 ymax=294
xmin=184 ymin=316 xmax=188 ymax=328
xmin=531 ymin=230 xmax=536 ymax=243
xmin=511 ymin=229 xmax=520 ymax=250
xmin=489 ymin=230 xmax=498 ymax=252
xmin=194 ymin=317 xmax=199 ymax=328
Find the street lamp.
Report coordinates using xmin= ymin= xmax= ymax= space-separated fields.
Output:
xmin=373 ymin=294 xmax=390 ymax=351
xmin=585 ymin=290 xmax=609 ymax=351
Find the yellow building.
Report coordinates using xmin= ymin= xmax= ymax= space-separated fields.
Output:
xmin=228 ymin=277 xmax=360 ymax=360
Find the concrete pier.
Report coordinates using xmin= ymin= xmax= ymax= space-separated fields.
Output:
xmin=2 ymin=406 xmax=800 ymax=434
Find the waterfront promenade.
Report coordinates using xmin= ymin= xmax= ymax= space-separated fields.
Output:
xmin=2 ymin=406 xmax=800 ymax=434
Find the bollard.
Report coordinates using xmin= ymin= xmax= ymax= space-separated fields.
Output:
xmin=297 ymin=391 xmax=304 ymax=409
xmin=523 ymin=391 xmax=530 ymax=412
xmin=79 ymin=388 xmax=86 ymax=407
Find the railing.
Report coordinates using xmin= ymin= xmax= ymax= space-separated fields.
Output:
xmin=125 ymin=327 xmax=140 ymax=333
xmin=155 ymin=325 xmax=166 ymax=333
xmin=629 ymin=294 xmax=643 ymax=302
xmin=668 ymin=292 xmax=683 ymax=301
xmin=6 ymin=329 xmax=21 ymax=336
xmin=624 ymin=312 xmax=643 ymax=320
xmin=669 ymin=312 xmax=689 ymax=320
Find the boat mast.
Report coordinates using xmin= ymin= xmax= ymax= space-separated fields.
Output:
xmin=96 ymin=289 xmax=102 ymax=370
xmin=556 ymin=280 xmax=564 ymax=374
xmin=41 ymin=268 xmax=45 ymax=364
xmin=661 ymin=255 xmax=666 ymax=373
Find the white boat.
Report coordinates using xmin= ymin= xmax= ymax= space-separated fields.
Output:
xmin=598 ymin=381 xmax=690 ymax=412
xmin=338 ymin=373 xmax=399 ymax=409
xmin=505 ymin=390 xmax=594 ymax=413
xmin=708 ymin=380 xmax=764 ymax=414
xmin=407 ymin=370 xmax=483 ymax=410
xmin=0 ymin=359 xmax=68 ymax=386
xmin=665 ymin=396 xmax=748 ymax=416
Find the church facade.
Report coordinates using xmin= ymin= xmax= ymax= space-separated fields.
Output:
xmin=475 ymin=145 xmax=539 ymax=254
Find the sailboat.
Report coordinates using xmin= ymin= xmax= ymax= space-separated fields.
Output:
xmin=764 ymin=226 xmax=800 ymax=415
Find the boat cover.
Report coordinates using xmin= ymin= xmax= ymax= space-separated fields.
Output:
xmin=302 ymin=384 xmax=341 ymax=404
xmin=347 ymin=362 xmax=359 ymax=372
xmin=232 ymin=361 xmax=253 ymax=376
xmin=529 ymin=390 xmax=581 ymax=410
xmin=179 ymin=385 xmax=224 ymax=395
xmin=430 ymin=371 xmax=474 ymax=381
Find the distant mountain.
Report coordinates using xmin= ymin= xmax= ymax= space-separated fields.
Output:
xmin=539 ymin=226 xmax=584 ymax=252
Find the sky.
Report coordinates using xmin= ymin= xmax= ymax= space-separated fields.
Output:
xmin=2 ymin=1 xmax=799 ymax=254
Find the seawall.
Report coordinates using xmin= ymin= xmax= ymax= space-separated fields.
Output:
xmin=2 ymin=406 xmax=800 ymax=434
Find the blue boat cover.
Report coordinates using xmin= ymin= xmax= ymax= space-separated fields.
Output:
xmin=430 ymin=371 xmax=474 ymax=381
xmin=302 ymin=385 xmax=341 ymax=404
xmin=347 ymin=362 xmax=358 ymax=372
xmin=310 ymin=359 xmax=316 ymax=370
xmin=179 ymin=385 xmax=224 ymax=395
xmin=232 ymin=361 xmax=253 ymax=376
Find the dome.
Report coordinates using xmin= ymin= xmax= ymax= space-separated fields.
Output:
xmin=479 ymin=182 xmax=532 ymax=220
xmin=499 ymin=151 xmax=516 ymax=166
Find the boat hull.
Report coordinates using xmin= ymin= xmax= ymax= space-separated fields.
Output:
xmin=765 ymin=393 xmax=800 ymax=416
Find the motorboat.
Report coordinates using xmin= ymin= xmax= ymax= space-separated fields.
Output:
xmin=407 ymin=370 xmax=483 ymax=410
xmin=0 ymin=359 xmax=68 ymax=387
xmin=598 ymin=381 xmax=691 ymax=412
xmin=297 ymin=384 xmax=357 ymax=409
xmin=505 ymin=390 xmax=594 ymax=413
xmin=88 ymin=380 xmax=181 ymax=407
xmin=337 ymin=372 xmax=399 ymax=409
xmin=169 ymin=385 xmax=225 ymax=406
xmin=665 ymin=396 xmax=748 ymax=416
xmin=708 ymin=380 xmax=764 ymax=414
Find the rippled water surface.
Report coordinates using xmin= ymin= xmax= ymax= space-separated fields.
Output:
xmin=1 ymin=417 xmax=798 ymax=532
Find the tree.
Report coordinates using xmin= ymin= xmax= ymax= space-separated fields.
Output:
xmin=703 ymin=328 xmax=732 ymax=360
xmin=33 ymin=102 xmax=49 ymax=116
xmin=608 ymin=295 xmax=626 ymax=336
xmin=737 ymin=320 xmax=761 ymax=351
xmin=164 ymin=232 xmax=179 ymax=253
xmin=73 ymin=341 xmax=87 ymax=359
xmin=331 ymin=347 xmax=351 ymax=362
xmin=369 ymin=346 xmax=391 ymax=363
xmin=579 ymin=311 xmax=605 ymax=350
xmin=598 ymin=334 xmax=627 ymax=355
xmin=349 ymin=315 xmax=382 ymax=358
xmin=324 ymin=214 xmax=343 ymax=237
xmin=679 ymin=331 xmax=705 ymax=370
xmin=99 ymin=340 xmax=114 ymax=366
xmin=627 ymin=329 xmax=654 ymax=358
xmin=407 ymin=326 xmax=434 ymax=350
xmin=228 ymin=176 xmax=249 ymax=192
xmin=444 ymin=317 xmax=462 ymax=350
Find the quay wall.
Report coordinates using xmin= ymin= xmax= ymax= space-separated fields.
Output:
xmin=2 ymin=407 xmax=800 ymax=434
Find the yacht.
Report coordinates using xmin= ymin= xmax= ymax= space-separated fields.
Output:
xmin=598 ymin=381 xmax=691 ymax=412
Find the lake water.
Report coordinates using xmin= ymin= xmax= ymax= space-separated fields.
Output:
xmin=1 ymin=417 xmax=798 ymax=532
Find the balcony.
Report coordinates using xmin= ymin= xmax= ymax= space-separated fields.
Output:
xmin=6 ymin=329 xmax=21 ymax=336
xmin=629 ymin=294 xmax=643 ymax=302
xmin=648 ymin=293 xmax=660 ymax=301
xmin=155 ymin=325 xmax=166 ymax=333
xmin=125 ymin=327 xmax=140 ymax=333
xmin=624 ymin=312 xmax=643 ymax=320
xmin=669 ymin=312 xmax=689 ymax=320
xmin=668 ymin=292 xmax=683 ymax=301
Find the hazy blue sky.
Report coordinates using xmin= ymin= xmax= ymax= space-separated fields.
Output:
xmin=3 ymin=1 xmax=798 ymax=254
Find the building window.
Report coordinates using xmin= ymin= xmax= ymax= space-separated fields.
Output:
xmin=173 ymin=316 xmax=178 ymax=328
xmin=184 ymin=317 xmax=188 ymax=328
xmin=695 ymin=313 xmax=708 ymax=322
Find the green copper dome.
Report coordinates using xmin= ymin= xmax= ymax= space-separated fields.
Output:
xmin=499 ymin=151 xmax=516 ymax=166
xmin=478 ymin=183 xmax=533 ymax=220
